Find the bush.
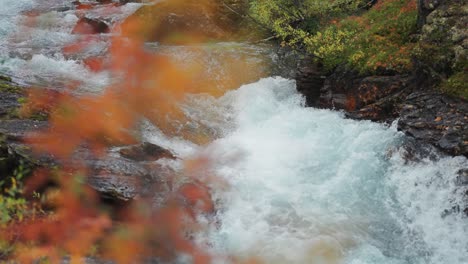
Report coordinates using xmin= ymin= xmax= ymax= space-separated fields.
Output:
xmin=441 ymin=71 xmax=468 ymax=99
xmin=0 ymin=164 xmax=29 ymax=225
xmin=0 ymin=164 xmax=29 ymax=259
xmin=250 ymin=0 xmax=419 ymax=73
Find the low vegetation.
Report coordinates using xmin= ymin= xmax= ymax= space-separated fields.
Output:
xmin=248 ymin=0 xmax=467 ymax=98
xmin=249 ymin=0 xmax=418 ymax=73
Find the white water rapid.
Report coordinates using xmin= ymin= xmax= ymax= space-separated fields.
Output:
xmin=177 ymin=78 xmax=468 ymax=264
xmin=1 ymin=1 xmax=467 ymax=264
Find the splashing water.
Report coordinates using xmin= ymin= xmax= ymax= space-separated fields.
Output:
xmin=0 ymin=0 xmax=140 ymax=90
xmin=171 ymin=77 xmax=468 ymax=264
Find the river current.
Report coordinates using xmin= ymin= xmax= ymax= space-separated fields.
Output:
xmin=1 ymin=1 xmax=467 ymax=263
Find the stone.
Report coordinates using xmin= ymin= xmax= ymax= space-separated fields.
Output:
xmin=119 ymin=142 xmax=175 ymax=161
xmin=455 ymin=168 xmax=468 ymax=186
xmin=0 ymin=92 xmax=21 ymax=118
xmin=0 ymin=119 xmax=48 ymax=141
xmin=84 ymin=153 xmax=173 ymax=202
xmin=398 ymin=91 xmax=468 ymax=156
xmin=295 ymin=57 xmax=326 ymax=106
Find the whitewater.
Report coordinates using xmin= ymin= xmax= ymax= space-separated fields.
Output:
xmin=1 ymin=1 xmax=467 ymax=263
xmin=179 ymin=78 xmax=468 ymax=264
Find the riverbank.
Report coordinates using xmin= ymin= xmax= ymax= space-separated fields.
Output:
xmin=294 ymin=0 xmax=467 ymax=157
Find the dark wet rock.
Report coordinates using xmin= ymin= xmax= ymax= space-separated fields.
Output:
xmin=117 ymin=0 xmax=142 ymax=4
xmin=96 ymin=0 xmax=114 ymax=3
xmin=393 ymin=138 xmax=441 ymax=164
xmin=86 ymin=163 xmax=145 ymax=201
xmin=0 ymin=78 xmax=48 ymax=177
xmin=0 ymin=126 xmax=175 ymax=203
xmin=0 ymin=77 xmax=175 ymax=203
xmin=61 ymin=255 xmax=132 ymax=264
xmin=455 ymin=168 xmax=468 ymax=216
xmin=9 ymin=141 xmax=55 ymax=166
xmin=417 ymin=0 xmax=442 ymax=28
xmin=444 ymin=172 xmax=468 ymax=218
xmin=270 ymin=46 xmax=301 ymax=79
xmin=0 ymin=137 xmax=17 ymax=178
xmin=398 ymin=91 xmax=467 ymax=156
xmin=455 ymin=168 xmax=468 ymax=186
xmin=318 ymin=72 xmax=410 ymax=112
xmin=0 ymin=75 xmax=12 ymax=82
xmin=295 ymin=57 xmax=326 ymax=106
xmin=296 ymin=63 xmax=412 ymax=122
xmin=297 ymin=66 xmax=468 ymax=156
xmin=0 ymin=77 xmax=22 ymax=93
xmin=0 ymin=92 xmax=21 ymax=118
xmin=71 ymin=145 xmax=175 ymax=202
xmin=119 ymin=142 xmax=175 ymax=161
xmin=72 ymin=17 xmax=110 ymax=34
xmin=0 ymin=134 xmax=54 ymax=182
xmin=0 ymin=119 xmax=48 ymax=141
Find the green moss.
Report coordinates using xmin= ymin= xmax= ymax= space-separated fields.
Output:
xmin=5 ymin=108 xmax=20 ymax=120
xmin=27 ymin=112 xmax=49 ymax=121
xmin=0 ymin=80 xmax=22 ymax=94
xmin=0 ymin=75 xmax=12 ymax=82
xmin=250 ymin=0 xmax=418 ymax=74
xmin=323 ymin=0 xmax=418 ymax=73
xmin=4 ymin=97 xmax=49 ymax=121
xmin=440 ymin=71 xmax=468 ymax=99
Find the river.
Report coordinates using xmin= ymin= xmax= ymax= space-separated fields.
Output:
xmin=1 ymin=1 xmax=467 ymax=263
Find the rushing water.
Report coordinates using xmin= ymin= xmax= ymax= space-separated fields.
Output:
xmin=178 ymin=78 xmax=468 ymax=264
xmin=1 ymin=1 xmax=467 ymax=263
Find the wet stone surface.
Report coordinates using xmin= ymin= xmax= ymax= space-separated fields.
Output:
xmin=398 ymin=91 xmax=468 ymax=157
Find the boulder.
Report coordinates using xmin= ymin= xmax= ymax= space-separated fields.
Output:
xmin=119 ymin=142 xmax=175 ymax=161
xmin=0 ymin=92 xmax=21 ymax=118
xmin=398 ymin=91 xmax=468 ymax=156
xmin=0 ymin=119 xmax=48 ymax=141
xmin=318 ymin=71 xmax=410 ymax=112
xmin=295 ymin=57 xmax=326 ymax=106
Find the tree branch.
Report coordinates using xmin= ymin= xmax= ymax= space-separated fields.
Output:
xmin=220 ymin=1 xmax=272 ymax=32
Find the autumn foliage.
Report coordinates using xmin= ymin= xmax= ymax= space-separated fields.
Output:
xmin=0 ymin=0 xmax=259 ymax=263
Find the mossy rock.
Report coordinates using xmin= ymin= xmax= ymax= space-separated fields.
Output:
xmin=0 ymin=80 xmax=22 ymax=94
xmin=0 ymin=75 xmax=12 ymax=82
xmin=418 ymin=0 xmax=468 ymax=76
xmin=441 ymin=71 xmax=468 ymax=99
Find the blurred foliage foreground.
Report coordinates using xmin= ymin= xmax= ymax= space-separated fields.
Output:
xmin=0 ymin=0 xmax=260 ymax=263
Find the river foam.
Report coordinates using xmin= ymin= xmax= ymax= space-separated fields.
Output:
xmin=176 ymin=77 xmax=468 ymax=264
xmin=0 ymin=0 xmax=140 ymax=91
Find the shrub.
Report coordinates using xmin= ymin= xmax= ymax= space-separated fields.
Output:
xmin=0 ymin=164 xmax=29 ymax=225
xmin=441 ymin=71 xmax=468 ymax=99
xmin=250 ymin=0 xmax=419 ymax=73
